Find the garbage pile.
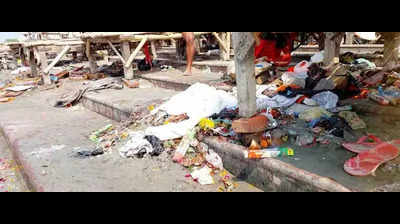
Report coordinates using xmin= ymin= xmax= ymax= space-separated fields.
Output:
xmin=80 ymin=50 xmax=400 ymax=183
xmin=0 ymin=68 xmax=40 ymax=103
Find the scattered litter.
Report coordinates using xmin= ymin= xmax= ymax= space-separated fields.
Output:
xmin=119 ymin=131 xmax=154 ymax=158
xmin=190 ymin=166 xmax=214 ymax=185
xmin=5 ymin=85 xmax=34 ymax=92
xmin=299 ymin=107 xmax=332 ymax=122
xmin=75 ymin=148 xmax=104 ymax=158
xmin=338 ymin=111 xmax=367 ymax=130
xmin=89 ymin=124 xmax=114 ymax=143
xmin=311 ymin=91 xmax=339 ymax=109
xmin=244 ymin=147 xmax=294 ymax=159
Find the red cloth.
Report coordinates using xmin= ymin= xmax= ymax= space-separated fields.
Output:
xmin=142 ymin=42 xmax=152 ymax=67
xmin=255 ymin=33 xmax=296 ymax=67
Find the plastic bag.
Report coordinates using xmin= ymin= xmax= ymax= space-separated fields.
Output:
xmin=294 ymin=60 xmax=310 ymax=73
xmin=281 ymin=72 xmax=306 ymax=88
xmin=311 ymin=91 xmax=339 ymax=109
xmin=310 ymin=51 xmax=324 ymax=64
xmin=144 ymin=135 xmax=164 ymax=156
xmin=190 ymin=166 xmax=214 ymax=185
xmin=295 ymin=133 xmax=315 ymax=146
xmin=205 ymin=149 xmax=224 ymax=170
xmin=299 ymin=107 xmax=332 ymax=122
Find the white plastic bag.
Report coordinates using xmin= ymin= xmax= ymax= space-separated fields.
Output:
xmin=205 ymin=149 xmax=224 ymax=170
xmin=294 ymin=61 xmax=310 ymax=73
xmin=311 ymin=91 xmax=339 ymax=110
xmin=311 ymin=51 xmax=324 ymax=64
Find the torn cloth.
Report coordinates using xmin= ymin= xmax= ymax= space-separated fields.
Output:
xmin=119 ymin=131 xmax=154 ymax=158
xmin=54 ymin=78 xmax=123 ymax=107
xmin=256 ymin=85 xmax=303 ymax=109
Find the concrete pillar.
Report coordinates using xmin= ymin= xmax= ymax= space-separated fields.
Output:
xmin=121 ymin=41 xmax=134 ymax=80
xmin=382 ymin=32 xmax=400 ymax=70
xmin=232 ymin=32 xmax=257 ymax=118
xmin=86 ymin=40 xmax=97 ymax=73
xmin=323 ymin=32 xmax=342 ymax=66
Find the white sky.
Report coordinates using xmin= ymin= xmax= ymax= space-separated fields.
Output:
xmin=0 ymin=32 xmax=22 ymax=42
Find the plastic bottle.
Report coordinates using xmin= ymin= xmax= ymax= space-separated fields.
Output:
xmin=243 ymin=147 xmax=294 ymax=159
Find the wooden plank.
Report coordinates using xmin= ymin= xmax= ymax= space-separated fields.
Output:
xmin=150 ymin=41 xmax=157 ymax=59
xmin=43 ymin=45 xmax=71 ymax=74
xmin=124 ymin=37 xmax=148 ymax=68
xmin=28 ymin=48 xmax=38 ymax=77
xmin=212 ymin=32 xmax=229 ymax=53
xmin=107 ymin=40 xmax=125 ymax=64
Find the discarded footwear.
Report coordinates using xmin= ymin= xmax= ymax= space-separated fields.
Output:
xmin=344 ymin=141 xmax=400 ymax=176
xmin=342 ymin=135 xmax=384 ymax=154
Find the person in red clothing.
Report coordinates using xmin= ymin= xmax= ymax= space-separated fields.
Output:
xmin=253 ymin=32 xmax=297 ymax=67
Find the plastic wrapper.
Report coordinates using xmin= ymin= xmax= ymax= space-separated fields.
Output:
xmin=311 ymin=91 xmax=339 ymax=109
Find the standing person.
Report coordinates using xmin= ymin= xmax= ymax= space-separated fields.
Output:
xmin=182 ymin=32 xmax=195 ymax=75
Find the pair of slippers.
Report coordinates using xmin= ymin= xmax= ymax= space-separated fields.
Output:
xmin=343 ymin=135 xmax=400 ymax=176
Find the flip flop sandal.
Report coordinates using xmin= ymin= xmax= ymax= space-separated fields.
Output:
xmin=342 ymin=134 xmax=384 ymax=154
xmin=344 ymin=142 xmax=400 ymax=176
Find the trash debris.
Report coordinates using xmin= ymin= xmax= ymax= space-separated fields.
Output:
xmin=122 ymin=78 xmax=139 ymax=88
xmin=75 ymin=148 xmax=104 ymax=158
xmin=145 ymin=83 xmax=237 ymax=140
xmin=143 ymin=135 xmax=164 ymax=156
xmin=311 ymin=91 xmax=339 ymax=109
xmin=244 ymin=147 xmax=294 ymax=159
xmin=205 ymin=149 xmax=224 ymax=170
xmin=190 ymin=166 xmax=214 ymax=185
xmin=172 ymin=128 xmax=197 ymax=163
xmin=5 ymin=85 xmax=34 ymax=92
xmin=295 ymin=133 xmax=315 ymax=146
xmin=310 ymin=51 xmax=324 ymax=64
xmin=119 ymin=131 xmax=154 ymax=158
xmin=0 ymin=97 xmax=15 ymax=103
xmin=54 ymin=77 xmax=123 ymax=107
xmin=299 ymin=107 xmax=332 ymax=122
xmin=89 ymin=124 xmax=114 ymax=143
xmin=338 ymin=111 xmax=367 ymax=130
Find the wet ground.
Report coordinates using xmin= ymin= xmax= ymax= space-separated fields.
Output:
xmin=275 ymin=107 xmax=400 ymax=192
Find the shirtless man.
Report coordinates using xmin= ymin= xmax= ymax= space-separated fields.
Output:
xmin=182 ymin=32 xmax=195 ymax=75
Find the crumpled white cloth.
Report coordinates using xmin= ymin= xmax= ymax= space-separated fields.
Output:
xmin=255 ymin=85 xmax=303 ymax=110
xmin=119 ymin=131 xmax=153 ymax=158
xmin=145 ymin=83 xmax=238 ymax=140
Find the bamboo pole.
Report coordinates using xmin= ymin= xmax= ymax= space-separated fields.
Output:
xmin=124 ymin=37 xmax=148 ymax=68
xmin=107 ymin=40 xmax=126 ymax=64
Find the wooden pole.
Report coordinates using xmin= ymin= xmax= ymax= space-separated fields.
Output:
xmin=124 ymin=37 xmax=148 ymax=68
xmin=219 ymin=32 xmax=231 ymax=61
xmin=212 ymin=32 xmax=229 ymax=54
xmin=28 ymin=48 xmax=38 ymax=77
xmin=86 ymin=40 xmax=97 ymax=73
xmin=232 ymin=32 xmax=256 ymax=118
xmin=121 ymin=41 xmax=134 ymax=80
xmin=107 ymin=40 xmax=126 ymax=64
xmin=43 ymin=45 xmax=71 ymax=74
xmin=150 ymin=41 xmax=158 ymax=59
